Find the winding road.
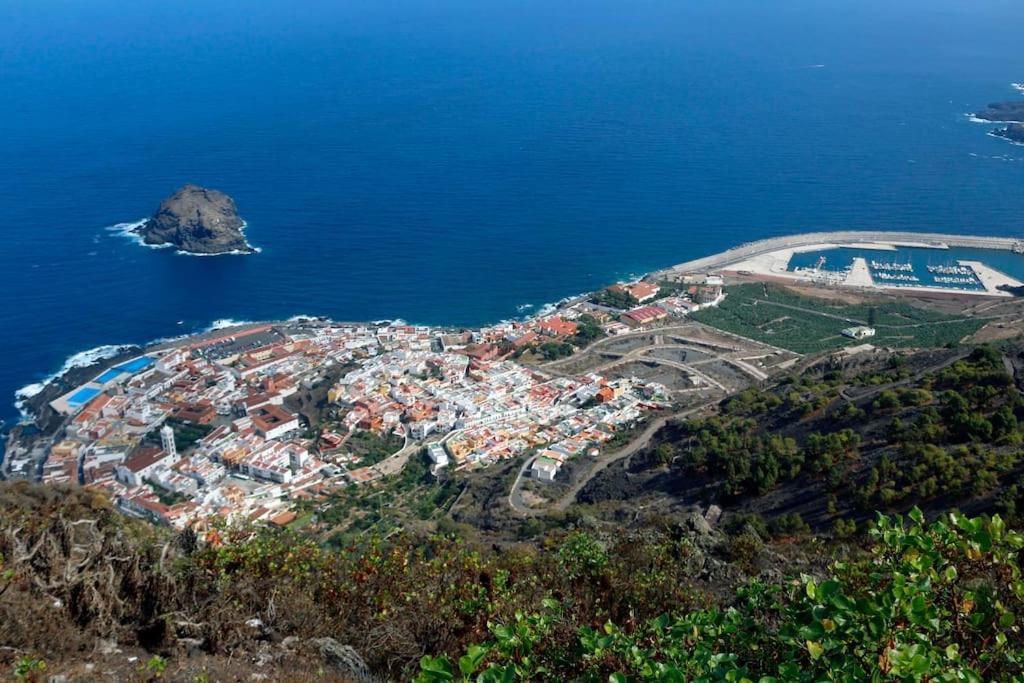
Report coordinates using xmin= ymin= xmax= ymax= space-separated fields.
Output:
xmin=508 ymin=401 xmax=717 ymax=516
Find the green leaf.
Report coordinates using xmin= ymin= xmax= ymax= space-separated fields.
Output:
xmin=911 ymin=595 xmax=926 ymax=614
xmin=419 ymin=655 xmax=454 ymax=681
xmin=908 ymin=507 xmax=924 ymax=525
xmin=800 ymin=623 xmax=825 ymax=640
xmin=652 ymin=613 xmax=670 ymax=631
xmin=459 ymin=645 xmax=488 ymax=675
xmin=806 ymin=640 xmax=824 ymax=660
xmin=818 ymin=580 xmax=840 ymax=602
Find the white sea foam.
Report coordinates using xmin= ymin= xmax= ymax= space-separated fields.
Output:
xmin=515 ymin=303 xmax=535 ymax=313
xmin=986 ymin=131 xmax=1024 ymax=148
xmin=105 ymin=219 xmax=174 ymax=249
xmin=147 ymin=332 xmax=191 ymax=346
xmin=108 ymin=218 xmax=259 ymax=255
xmin=14 ymin=344 xmax=134 ymax=420
xmin=204 ymin=319 xmax=256 ymax=332
xmin=968 ymin=113 xmax=1024 ymax=125
xmin=1012 ymin=83 xmax=1024 ymax=95
xmin=176 ymin=247 xmax=262 ymax=257
xmin=173 ymin=220 xmax=260 ymax=256
xmin=532 ymin=291 xmax=591 ymax=319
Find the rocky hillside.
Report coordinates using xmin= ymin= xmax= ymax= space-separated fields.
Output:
xmin=581 ymin=343 xmax=1024 ymax=533
xmin=135 ymin=185 xmax=254 ymax=255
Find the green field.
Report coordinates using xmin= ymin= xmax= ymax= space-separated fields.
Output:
xmin=691 ymin=283 xmax=986 ymax=353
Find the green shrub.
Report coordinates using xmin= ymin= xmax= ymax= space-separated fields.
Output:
xmin=419 ymin=509 xmax=1024 ymax=681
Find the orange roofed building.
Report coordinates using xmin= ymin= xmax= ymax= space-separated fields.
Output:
xmin=537 ymin=317 xmax=578 ymax=338
xmin=620 ymin=306 xmax=668 ymax=328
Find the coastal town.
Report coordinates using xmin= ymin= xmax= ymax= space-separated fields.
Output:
xmin=8 ymin=230 xmax=1024 ymax=533
xmin=2 ymin=274 xmax=729 ymax=531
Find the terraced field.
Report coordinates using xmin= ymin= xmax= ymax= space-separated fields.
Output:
xmin=692 ymin=283 xmax=986 ymax=353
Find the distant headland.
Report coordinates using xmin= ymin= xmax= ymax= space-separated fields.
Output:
xmin=972 ymin=100 xmax=1024 ymax=124
xmin=992 ymin=123 xmax=1024 ymax=145
xmin=969 ymin=83 xmax=1024 ymax=146
xmin=131 ymin=184 xmax=256 ymax=255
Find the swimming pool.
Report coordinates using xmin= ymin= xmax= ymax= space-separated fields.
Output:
xmin=113 ymin=356 xmax=154 ymax=373
xmin=67 ymin=386 xmax=101 ymax=407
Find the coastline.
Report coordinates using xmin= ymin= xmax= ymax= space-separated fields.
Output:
xmin=9 ymin=230 xmax=1024 ymax=429
xmin=655 ymin=231 xmax=1024 ymax=298
xmin=655 ymin=230 xmax=1023 ymax=277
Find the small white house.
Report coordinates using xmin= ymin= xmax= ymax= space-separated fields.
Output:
xmin=531 ymin=456 xmax=560 ymax=482
xmin=842 ymin=326 xmax=876 ymax=340
xmin=427 ymin=443 xmax=449 ymax=469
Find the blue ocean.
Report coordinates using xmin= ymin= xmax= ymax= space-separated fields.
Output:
xmin=1 ymin=0 xmax=1023 ymax=431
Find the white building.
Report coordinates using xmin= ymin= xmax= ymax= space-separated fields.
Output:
xmin=531 ymin=456 xmax=560 ymax=482
xmin=841 ymin=326 xmax=876 ymax=340
xmin=116 ymin=448 xmax=174 ymax=488
xmin=161 ymin=425 xmax=177 ymax=459
xmin=427 ymin=443 xmax=449 ymax=469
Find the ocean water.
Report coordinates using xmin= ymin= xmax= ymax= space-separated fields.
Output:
xmin=1 ymin=0 xmax=1024 ymax=431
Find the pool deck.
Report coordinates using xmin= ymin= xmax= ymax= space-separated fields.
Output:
xmin=49 ymin=355 xmax=157 ymax=415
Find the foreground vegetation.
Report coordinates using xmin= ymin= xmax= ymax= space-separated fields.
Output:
xmin=4 ymin=482 xmax=1024 ymax=681
xmin=420 ymin=510 xmax=1024 ymax=681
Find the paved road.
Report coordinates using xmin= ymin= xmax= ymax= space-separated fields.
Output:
xmin=508 ymin=402 xmax=716 ymax=516
xmin=507 ymin=454 xmax=541 ymax=515
xmin=838 ymin=350 xmax=971 ymax=403
xmin=598 ymin=343 xmax=770 ymax=383
xmin=540 ymin=325 xmax=743 ymax=372
xmin=366 ymin=433 xmax=417 ymax=479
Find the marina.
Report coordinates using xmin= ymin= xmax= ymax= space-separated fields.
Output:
xmin=787 ymin=246 xmax=1001 ymax=293
xmin=659 ymin=232 xmax=1024 ymax=297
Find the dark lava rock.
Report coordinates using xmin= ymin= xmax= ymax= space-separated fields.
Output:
xmin=993 ymin=123 xmax=1024 ymax=144
xmin=972 ymin=100 xmax=1024 ymax=123
xmin=135 ymin=184 xmax=254 ymax=255
xmin=308 ymin=638 xmax=377 ymax=683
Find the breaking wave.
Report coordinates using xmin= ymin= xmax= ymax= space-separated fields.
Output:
xmin=105 ymin=219 xmax=174 ymax=249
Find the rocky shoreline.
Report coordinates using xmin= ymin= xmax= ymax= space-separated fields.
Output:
xmin=968 ymin=85 xmax=1024 ymax=146
xmin=972 ymin=100 xmax=1024 ymax=124
xmin=992 ymin=123 xmax=1024 ymax=145
xmin=7 ymin=229 xmax=1023 ymax=459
